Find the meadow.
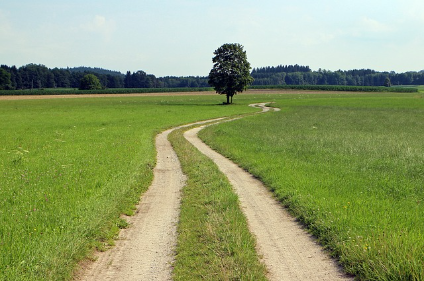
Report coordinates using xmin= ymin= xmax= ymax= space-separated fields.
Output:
xmin=2 ymin=90 xmax=423 ymax=280
xmin=200 ymin=92 xmax=424 ymax=280
xmin=0 ymin=95 xmax=257 ymax=280
xmin=250 ymin=84 xmax=418 ymax=93
xmin=0 ymin=87 xmax=214 ymax=96
xmin=0 ymin=84 xmax=418 ymax=97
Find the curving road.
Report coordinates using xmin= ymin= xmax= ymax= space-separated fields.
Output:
xmin=79 ymin=103 xmax=352 ymax=280
xmin=184 ymin=103 xmax=352 ymax=280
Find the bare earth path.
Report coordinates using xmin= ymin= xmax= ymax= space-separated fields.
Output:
xmin=80 ymin=128 xmax=184 ymax=280
xmin=79 ymin=103 xmax=352 ymax=281
xmin=79 ymin=119 xmax=222 ymax=281
xmin=183 ymin=104 xmax=353 ymax=281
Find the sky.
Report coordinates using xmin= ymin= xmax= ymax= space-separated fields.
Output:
xmin=1 ymin=0 xmax=423 ymax=77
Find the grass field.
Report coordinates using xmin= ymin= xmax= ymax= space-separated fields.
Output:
xmin=0 ymin=84 xmax=419 ymax=97
xmin=0 ymin=87 xmax=215 ymax=96
xmin=250 ymin=84 xmax=419 ymax=93
xmin=2 ymin=91 xmax=423 ymax=280
xmin=199 ymin=92 xmax=424 ymax=280
xmin=0 ymin=95 xmax=256 ymax=280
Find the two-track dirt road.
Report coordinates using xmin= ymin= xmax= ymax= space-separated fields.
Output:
xmin=184 ymin=104 xmax=352 ymax=280
xmin=79 ymin=103 xmax=352 ymax=280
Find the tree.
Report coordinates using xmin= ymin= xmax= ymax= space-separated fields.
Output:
xmin=79 ymin=74 xmax=102 ymax=90
xmin=208 ymin=43 xmax=253 ymax=104
xmin=0 ymin=68 xmax=12 ymax=90
xmin=124 ymin=71 xmax=132 ymax=88
xmin=52 ymin=68 xmax=71 ymax=88
xmin=384 ymin=77 xmax=391 ymax=87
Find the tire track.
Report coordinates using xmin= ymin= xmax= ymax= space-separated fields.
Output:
xmin=78 ymin=118 xmax=224 ymax=281
xmin=183 ymin=103 xmax=353 ymax=281
xmin=79 ymin=103 xmax=352 ymax=280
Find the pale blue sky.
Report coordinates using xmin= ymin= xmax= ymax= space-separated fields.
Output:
xmin=1 ymin=0 xmax=423 ymax=76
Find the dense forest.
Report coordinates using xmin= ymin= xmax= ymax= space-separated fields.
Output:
xmin=0 ymin=64 xmax=209 ymax=90
xmin=1 ymin=63 xmax=423 ymax=90
xmin=251 ymin=64 xmax=424 ymax=86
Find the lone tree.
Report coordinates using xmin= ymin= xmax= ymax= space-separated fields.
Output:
xmin=208 ymin=43 xmax=253 ymax=104
xmin=79 ymin=74 xmax=102 ymax=90
xmin=384 ymin=77 xmax=391 ymax=87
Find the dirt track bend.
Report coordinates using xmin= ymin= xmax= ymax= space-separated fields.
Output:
xmin=79 ymin=118 xmax=224 ymax=281
xmin=80 ymin=103 xmax=352 ymax=281
xmin=184 ymin=103 xmax=353 ymax=281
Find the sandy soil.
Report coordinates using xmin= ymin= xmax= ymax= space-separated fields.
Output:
xmin=183 ymin=104 xmax=353 ymax=281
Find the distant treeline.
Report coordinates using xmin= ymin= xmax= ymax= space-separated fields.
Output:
xmin=0 ymin=64 xmax=209 ymax=90
xmin=0 ymin=64 xmax=125 ymax=90
xmin=124 ymin=71 xmax=209 ymax=88
xmin=1 ymin=63 xmax=423 ymax=91
xmin=251 ymin=64 xmax=424 ymax=86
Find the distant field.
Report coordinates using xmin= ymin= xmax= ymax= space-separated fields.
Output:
xmin=0 ymin=84 xmax=420 ymax=96
xmin=0 ymin=95 xmax=256 ymax=280
xmin=0 ymin=87 xmax=214 ymax=96
xmin=250 ymin=84 xmax=419 ymax=93
xmin=200 ymin=92 xmax=424 ymax=280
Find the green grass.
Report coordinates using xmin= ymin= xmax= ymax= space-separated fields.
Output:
xmin=0 ymin=87 xmax=214 ymax=96
xmin=3 ymin=91 xmax=422 ymax=280
xmin=169 ymin=126 xmax=267 ymax=280
xmin=0 ymin=95 xmax=256 ymax=280
xmin=250 ymin=84 xmax=419 ymax=93
xmin=199 ymin=93 xmax=424 ymax=280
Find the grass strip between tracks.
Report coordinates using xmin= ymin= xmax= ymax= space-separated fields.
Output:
xmin=169 ymin=125 xmax=267 ymax=281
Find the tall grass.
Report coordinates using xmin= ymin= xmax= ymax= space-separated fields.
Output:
xmin=199 ymin=93 xmax=424 ymax=280
xmin=0 ymin=95 xmax=256 ymax=280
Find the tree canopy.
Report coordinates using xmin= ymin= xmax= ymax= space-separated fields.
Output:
xmin=208 ymin=43 xmax=253 ymax=104
xmin=384 ymin=77 xmax=391 ymax=87
xmin=0 ymin=68 xmax=12 ymax=90
xmin=79 ymin=74 xmax=102 ymax=90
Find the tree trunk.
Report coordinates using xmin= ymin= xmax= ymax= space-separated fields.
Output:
xmin=226 ymin=94 xmax=230 ymax=104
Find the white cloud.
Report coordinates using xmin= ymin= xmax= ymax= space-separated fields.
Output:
xmin=0 ymin=10 xmax=30 ymax=59
xmin=80 ymin=15 xmax=116 ymax=41
xmin=404 ymin=0 xmax=424 ymax=22
xmin=360 ymin=17 xmax=394 ymax=33
xmin=345 ymin=17 xmax=396 ymax=40
xmin=292 ymin=30 xmax=342 ymax=47
xmin=0 ymin=11 xmax=12 ymax=38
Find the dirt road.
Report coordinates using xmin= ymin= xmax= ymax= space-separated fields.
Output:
xmin=79 ymin=103 xmax=352 ymax=280
xmin=78 ymin=119 xmax=223 ymax=281
xmin=184 ymin=104 xmax=352 ymax=280
xmin=79 ymin=128 xmax=184 ymax=280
